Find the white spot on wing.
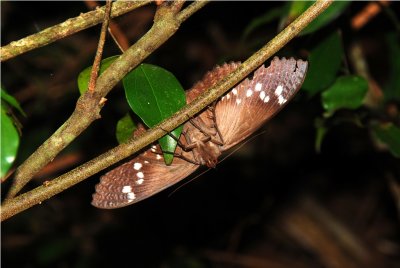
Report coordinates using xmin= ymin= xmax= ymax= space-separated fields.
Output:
xmin=278 ymin=95 xmax=287 ymax=105
xmin=236 ymin=98 xmax=241 ymax=105
xmin=136 ymin=178 xmax=144 ymax=185
xmin=275 ymin=85 xmax=283 ymax=96
xmin=137 ymin=171 xmax=144 ymax=179
xmin=133 ymin=162 xmax=142 ymax=170
xmin=246 ymin=89 xmax=253 ymax=97
xmin=127 ymin=192 xmax=136 ymax=200
xmin=264 ymin=95 xmax=270 ymax=103
xmin=122 ymin=185 xmax=132 ymax=193
xmin=226 ymin=94 xmax=230 ymax=100
xmin=232 ymin=88 xmax=237 ymax=95
xmin=156 ymin=154 xmax=162 ymax=160
xmin=255 ymin=82 xmax=262 ymax=91
xmin=144 ymin=160 xmax=149 ymax=164
xmin=260 ymin=91 xmax=266 ymax=100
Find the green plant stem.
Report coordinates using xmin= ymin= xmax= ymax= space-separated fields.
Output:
xmin=1 ymin=0 xmax=332 ymax=221
xmin=0 ymin=0 xmax=151 ymax=62
xmin=5 ymin=0 xmax=209 ymax=199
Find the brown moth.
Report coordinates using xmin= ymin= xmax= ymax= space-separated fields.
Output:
xmin=92 ymin=57 xmax=308 ymax=209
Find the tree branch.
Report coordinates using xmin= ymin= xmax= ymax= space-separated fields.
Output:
xmin=5 ymin=0 xmax=209 ymax=199
xmin=1 ymin=0 xmax=333 ymax=221
xmin=0 ymin=0 xmax=151 ymax=62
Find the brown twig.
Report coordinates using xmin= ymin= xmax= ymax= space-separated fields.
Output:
xmin=88 ymin=0 xmax=113 ymax=93
xmin=84 ymin=0 xmax=130 ymax=52
xmin=1 ymin=0 xmax=332 ymax=221
xmin=351 ymin=0 xmax=390 ymax=30
xmin=0 ymin=1 xmax=151 ymax=62
xmin=33 ymin=153 xmax=84 ymax=179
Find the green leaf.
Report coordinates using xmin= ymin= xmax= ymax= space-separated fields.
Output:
xmin=241 ymin=6 xmax=285 ymax=41
xmin=1 ymin=105 xmax=20 ymax=177
xmin=302 ymin=31 xmax=344 ymax=96
xmin=314 ymin=117 xmax=327 ymax=153
xmin=287 ymin=1 xmax=311 ymax=19
xmin=284 ymin=1 xmax=349 ymax=36
xmin=322 ymin=75 xmax=368 ymax=114
xmin=77 ymin=55 xmax=120 ymax=94
xmin=1 ymin=86 xmax=26 ymax=116
xmin=373 ymin=123 xmax=400 ymax=158
xmin=123 ymin=64 xmax=186 ymax=165
xmin=116 ymin=113 xmax=137 ymax=144
xmin=301 ymin=1 xmax=350 ymax=36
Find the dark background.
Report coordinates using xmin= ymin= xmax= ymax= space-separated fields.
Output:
xmin=2 ymin=1 xmax=399 ymax=267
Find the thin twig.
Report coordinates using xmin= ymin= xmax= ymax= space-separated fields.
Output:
xmin=1 ymin=0 xmax=333 ymax=221
xmin=0 ymin=1 xmax=151 ymax=62
xmin=176 ymin=0 xmax=207 ymax=23
xmin=108 ymin=27 xmax=128 ymax=53
xmin=84 ymin=0 xmax=130 ymax=53
xmin=88 ymin=0 xmax=113 ymax=93
xmin=351 ymin=0 xmax=390 ymax=30
xmin=5 ymin=1 xmax=208 ymax=199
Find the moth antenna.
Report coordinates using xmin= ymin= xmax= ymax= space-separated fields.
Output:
xmin=167 ymin=167 xmax=212 ymax=198
xmin=169 ymin=130 xmax=267 ymax=198
xmin=218 ymin=130 xmax=268 ymax=165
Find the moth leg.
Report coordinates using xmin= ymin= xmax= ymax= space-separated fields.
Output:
xmin=154 ymin=148 xmax=201 ymax=165
xmin=158 ymin=126 xmax=205 ymax=165
xmin=165 ymin=151 xmax=200 ymax=165
xmin=159 ymin=127 xmax=196 ymax=151
xmin=164 ymin=130 xmax=199 ymax=152
xmin=188 ymin=104 xmax=224 ymax=146
xmin=175 ymin=154 xmax=201 ymax=165
xmin=185 ymin=107 xmax=218 ymax=139
xmin=208 ymin=102 xmax=224 ymax=144
xmin=189 ymin=118 xmax=215 ymax=137
xmin=149 ymin=141 xmax=199 ymax=163
xmin=199 ymin=135 xmax=223 ymax=146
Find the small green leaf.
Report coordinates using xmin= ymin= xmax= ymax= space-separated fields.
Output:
xmin=287 ymin=1 xmax=311 ymax=19
xmin=1 ymin=87 xmax=26 ymax=116
xmin=314 ymin=117 xmax=327 ymax=153
xmin=1 ymin=105 xmax=20 ymax=177
xmin=322 ymin=75 xmax=368 ymax=114
xmin=300 ymin=1 xmax=350 ymax=36
xmin=284 ymin=1 xmax=349 ymax=36
xmin=116 ymin=113 xmax=137 ymax=144
xmin=123 ymin=64 xmax=186 ymax=165
xmin=77 ymin=55 xmax=120 ymax=94
xmin=302 ymin=31 xmax=344 ymax=96
xmin=373 ymin=123 xmax=400 ymax=158
xmin=241 ymin=6 xmax=285 ymax=41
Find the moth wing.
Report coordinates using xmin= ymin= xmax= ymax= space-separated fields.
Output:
xmin=92 ymin=127 xmax=199 ymax=209
xmin=215 ymin=57 xmax=308 ymax=150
